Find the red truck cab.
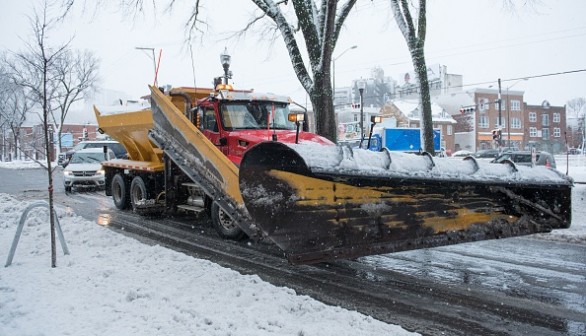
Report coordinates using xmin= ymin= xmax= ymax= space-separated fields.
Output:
xmin=193 ymin=86 xmax=333 ymax=165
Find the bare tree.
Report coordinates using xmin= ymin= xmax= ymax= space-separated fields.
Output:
xmin=6 ymin=2 xmax=70 ymax=267
xmin=243 ymin=1 xmax=358 ymax=141
xmin=0 ymin=61 xmax=13 ymax=161
xmin=567 ymin=97 xmax=586 ymax=149
xmin=389 ymin=0 xmax=434 ymax=154
xmin=0 ymin=78 xmax=32 ymax=160
xmin=51 ymin=49 xmax=99 ymax=153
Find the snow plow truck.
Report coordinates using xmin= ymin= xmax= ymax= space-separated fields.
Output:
xmin=95 ymin=83 xmax=573 ymax=265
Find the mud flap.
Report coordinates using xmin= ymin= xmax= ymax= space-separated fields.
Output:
xmin=239 ymin=142 xmax=572 ymax=265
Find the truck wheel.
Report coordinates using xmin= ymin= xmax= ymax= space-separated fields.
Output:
xmin=211 ymin=202 xmax=246 ymax=240
xmin=64 ymin=185 xmax=72 ymax=193
xmin=130 ymin=176 xmax=148 ymax=212
xmin=111 ymin=173 xmax=129 ymax=210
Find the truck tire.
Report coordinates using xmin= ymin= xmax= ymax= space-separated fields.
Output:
xmin=130 ymin=176 xmax=148 ymax=213
xmin=111 ymin=173 xmax=129 ymax=210
xmin=211 ymin=202 xmax=246 ymax=240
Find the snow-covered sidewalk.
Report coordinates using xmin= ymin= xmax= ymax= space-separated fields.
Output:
xmin=0 ymin=193 xmax=417 ymax=336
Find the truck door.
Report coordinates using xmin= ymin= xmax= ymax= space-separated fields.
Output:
xmin=199 ymin=106 xmax=222 ymax=147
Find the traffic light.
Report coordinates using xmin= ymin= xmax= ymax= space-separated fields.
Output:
xmin=82 ymin=127 xmax=88 ymax=140
xmin=459 ymin=106 xmax=476 ymax=114
xmin=492 ymin=129 xmax=502 ymax=141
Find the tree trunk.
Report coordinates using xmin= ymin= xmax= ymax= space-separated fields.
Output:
xmin=309 ymin=71 xmax=337 ymax=142
xmin=412 ymin=51 xmax=434 ymax=154
xmin=44 ymin=120 xmax=57 ymax=268
xmin=12 ymin=130 xmax=19 ymax=160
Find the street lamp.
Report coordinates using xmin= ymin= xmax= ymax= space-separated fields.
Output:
xmin=220 ymin=47 xmax=232 ymax=85
xmin=135 ymin=47 xmax=156 ymax=84
xmin=504 ymin=78 xmax=528 ymax=149
xmin=357 ymin=79 xmax=366 ymax=143
xmin=332 ymin=45 xmax=357 ymax=105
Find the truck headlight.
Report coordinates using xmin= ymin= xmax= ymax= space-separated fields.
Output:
xmin=96 ymin=169 xmax=105 ymax=176
xmin=63 ymin=170 xmax=72 ymax=176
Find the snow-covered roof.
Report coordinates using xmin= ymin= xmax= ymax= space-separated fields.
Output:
xmin=391 ymin=100 xmax=456 ymax=123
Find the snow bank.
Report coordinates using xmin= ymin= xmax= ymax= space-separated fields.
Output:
xmin=0 ymin=194 xmax=417 ymax=336
xmin=0 ymin=160 xmax=47 ymax=169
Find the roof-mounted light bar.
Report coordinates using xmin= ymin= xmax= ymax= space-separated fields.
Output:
xmin=215 ymin=84 xmax=233 ymax=91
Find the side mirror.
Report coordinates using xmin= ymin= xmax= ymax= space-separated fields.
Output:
xmin=218 ymin=137 xmax=228 ymax=146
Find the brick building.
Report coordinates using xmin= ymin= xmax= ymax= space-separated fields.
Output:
xmin=524 ymin=100 xmax=567 ymax=154
xmin=447 ymin=89 xmax=567 ymax=154
xmin=8 ymin=123 xmax=100 ymax=161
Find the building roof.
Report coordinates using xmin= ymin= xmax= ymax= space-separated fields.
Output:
xmin=391 ymin=100 xmax=456 ymax=123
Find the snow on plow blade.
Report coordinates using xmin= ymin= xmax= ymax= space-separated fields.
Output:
xmin=239 ymin=142 xmax=573 ymax=265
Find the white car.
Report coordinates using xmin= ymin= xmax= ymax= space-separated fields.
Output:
xmin=63 ymin=148 xmax=115 ymax=192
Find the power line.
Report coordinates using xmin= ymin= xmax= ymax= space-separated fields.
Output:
xmin=462 ymin=69 xmax=586 ymax=89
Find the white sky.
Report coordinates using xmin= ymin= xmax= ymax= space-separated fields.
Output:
xmin=1 ymin=0 xmax=585 ymax=109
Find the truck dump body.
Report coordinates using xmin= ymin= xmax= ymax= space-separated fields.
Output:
xmin=94 ymin=108 xmax=163 ymax=171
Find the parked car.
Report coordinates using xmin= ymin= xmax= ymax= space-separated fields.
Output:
xmin=59 ymin=140 xmax=126 ymax=167
xmin=491 ymin=151 xmax=556 ymax=168
xmin=568 ymin=148 xmax=582 ymax=155
xmin=451 ymin=150 xmax=473 ymax=157
xmin=473 ymin=149 xmax=500 ymax=161
xmin=63 ymin=148 xmax=115 ymax=192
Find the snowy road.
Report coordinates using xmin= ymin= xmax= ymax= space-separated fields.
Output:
xmin=1 ymin=166 xmax=585 ymax=335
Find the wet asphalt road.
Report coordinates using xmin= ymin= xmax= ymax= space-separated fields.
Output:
xmin=1 ymin=167 xmax=585 ymax=335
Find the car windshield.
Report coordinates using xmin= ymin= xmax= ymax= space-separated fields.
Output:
xmin=475 ymin=150 xmax=498 ymax=158
xmin=73 ymin=142 xmax=86 ymax=151
xmin=69 ymin=152 xmax=107 ymax=164
xmin=85 ymin=143 xmax=126 ymax=158
xmin=493 ymin=153 xmax=512 ymax=163
xmin=219 ymin=102 xmax=296 ymax=131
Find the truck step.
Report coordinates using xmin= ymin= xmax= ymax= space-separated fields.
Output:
xmin=176 ymin=204 xmax=206 ymax=214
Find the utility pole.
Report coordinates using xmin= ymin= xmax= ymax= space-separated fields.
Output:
xmin=498 ymin=78 xmax=502 ymax=150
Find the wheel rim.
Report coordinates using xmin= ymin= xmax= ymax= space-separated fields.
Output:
xmin=131 ymin=183 xmax=144 ymax=206
xmin=217 ymin=207 xmax=237 ymax=231
xmin=113 ymin=179 xmax=122 ymax=203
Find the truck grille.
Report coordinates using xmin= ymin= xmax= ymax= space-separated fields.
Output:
xmin=72 ymin=171 xmax=97 ymax=177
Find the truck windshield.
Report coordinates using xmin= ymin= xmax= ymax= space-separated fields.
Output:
xmin=219 ymin=102 xmax=296 ymax=131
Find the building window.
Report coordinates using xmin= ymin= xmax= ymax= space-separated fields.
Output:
xmin=478 ymin=98 xmax=489 ymax=112
xmin=554 ymin=127 xmax=561 ymax=137
xmin=542 ymin=128 xmax=550 ymax=140
xmin=510 ymin=117 xmax=521 ymax=129
xmin=495 ymin=117 xmax=505 ymax=128
xmin=510 ymin=100 xmax=521 ymax=111
xmin=529 ymin=112 xmax=536 ymax=122
xmin=553 ymin=113 xmax=560 ymax=123
xmin=542 ymin=114 xmax=549 ymax=126
xmin=447 ymin=124 xmax=453 ymax=135
xmin=494 ymin=100 xmax=500 ymax=110
xmin=478 ymin=115 xmax=489 ymax=128
xmin=529 ymin=127 xmax=537 ymax=137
